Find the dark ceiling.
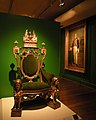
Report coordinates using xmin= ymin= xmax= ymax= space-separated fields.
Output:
xmin=0 ymin=0 xmax=85 ymax=20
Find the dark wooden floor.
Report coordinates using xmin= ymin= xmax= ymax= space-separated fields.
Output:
xmin=59 ymin=78 xmax=96 ymax=120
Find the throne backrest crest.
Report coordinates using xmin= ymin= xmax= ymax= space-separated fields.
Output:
xmin=13 ymin=29 xmax=46 ymax=82
xmin=23 ymin=30 xmax=38 ymax=48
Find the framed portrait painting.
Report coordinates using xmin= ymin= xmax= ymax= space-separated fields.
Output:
xmin=64 ymin=22 xmax=86 ymax=73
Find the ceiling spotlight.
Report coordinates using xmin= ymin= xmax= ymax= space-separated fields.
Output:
xmin=59 ymin=0 xmax=64 ymax=7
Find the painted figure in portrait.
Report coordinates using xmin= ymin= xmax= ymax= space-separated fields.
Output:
xmin=70 ymin=33 xmax=80 ymax=66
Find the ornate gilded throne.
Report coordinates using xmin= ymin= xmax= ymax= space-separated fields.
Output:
xmin=11 ymin=30 xmax=60 ymax=117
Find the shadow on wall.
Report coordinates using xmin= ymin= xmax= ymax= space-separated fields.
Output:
xmin=9 ymin=63 xmax=17 ymax=87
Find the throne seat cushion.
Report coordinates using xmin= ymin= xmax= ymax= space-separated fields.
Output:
xmin=22 ymin=82 xmax=50 ymax=90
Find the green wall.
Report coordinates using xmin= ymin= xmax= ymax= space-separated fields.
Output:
xmin=60 ymin=15 xmax=96 ymax=87
xmin=0 ymin=13 xmax=60 ymax=98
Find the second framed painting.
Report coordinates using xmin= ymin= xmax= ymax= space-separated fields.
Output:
xmin=64 ymin=22 xmax=86 ymax=73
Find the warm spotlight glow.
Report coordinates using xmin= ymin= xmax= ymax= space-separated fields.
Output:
xmin=59 ymin=0 xmax=64 ymax=7
xmin=23 ymin=96 xmax=27 ymax=99
xmin=55 ymin=9 xmax=76 ymax=23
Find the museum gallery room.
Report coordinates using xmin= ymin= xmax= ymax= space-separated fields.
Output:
xmin=0 ymin=0 xmax=96 ymax=120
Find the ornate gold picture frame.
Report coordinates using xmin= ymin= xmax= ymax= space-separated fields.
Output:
xmin=64 ymin=22 xmax=86 ymax=73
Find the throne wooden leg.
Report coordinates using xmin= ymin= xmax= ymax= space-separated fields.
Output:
xmin=11 ymin=79 xmax=22 ymax=117
xmin=11 ymin=96 xmax=22 ymax=117
xmin=11 ymin=108 xmax=22 ymax=117
xmin=47 ymin=90 xmax=61 ymax=109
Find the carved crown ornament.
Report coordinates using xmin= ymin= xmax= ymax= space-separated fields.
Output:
xmin=23 ymin=29 xmax=38 ymax=48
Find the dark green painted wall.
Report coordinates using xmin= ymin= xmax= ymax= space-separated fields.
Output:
xmin=0 ymin=13 xmax=60 ymax=98
xmin=87 ymin=16 xmax=96 ymax=85
xmin=60 ymin=15 xmax=96 ymax=87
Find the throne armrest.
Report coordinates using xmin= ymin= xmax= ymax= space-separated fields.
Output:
xmin=41 ymin=68 xmax=59 ymax=88
xmin=41 ymin=68 xmax=54 ymax=84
